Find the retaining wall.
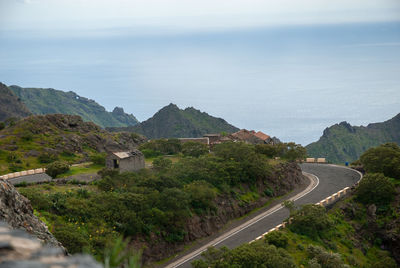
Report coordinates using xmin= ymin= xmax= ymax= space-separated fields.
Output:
xmin=0 ymin=168 xmax=46 ymax=180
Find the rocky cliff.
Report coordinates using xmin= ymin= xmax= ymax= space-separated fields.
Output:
xmin=0 ymin=82 xmax=31 ymax=122
xmin=108 ymin=103 xmax=239 ymax=139
xmin=0 ymin=179 xmax=61 ymax=247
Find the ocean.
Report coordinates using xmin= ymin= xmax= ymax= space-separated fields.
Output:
xmin=1 ymin=21 xmax=400 ymax=145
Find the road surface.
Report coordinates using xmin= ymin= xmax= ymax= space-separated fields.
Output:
xmin=165 ymin=163 xmax=361 ymax=268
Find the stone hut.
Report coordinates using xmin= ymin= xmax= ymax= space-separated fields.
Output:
xmin=106 ymin=150 xmax=145 ymax=172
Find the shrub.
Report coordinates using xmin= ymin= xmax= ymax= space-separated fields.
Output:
xmin=45 ymin=161 xmax=70 ymax=178
xmin=265 ymin=231 xmax=289 ymax=248
xmin=182 ymin=141 xmax=209 ymax=157
xmin=52 ymin=223 xmax=89 ymax=254
xmin=90 ymin=153 xmax=106 ymax=166
xmin=288 ymin=204 xmax=332 ymax=239
xmin=152 ymin=156 xmax=172 ymax=172
xmin=306 ymin=245 xmax=346 ymax=268
xmin=0 ymin=122 xmax=5 ymax=131
xmin=360 ymin=143 xmax=400 ymax=179
xmin=6 ymin=152 xmax=20 ymax=163
xmin=355 ymin=173 xmax=395 ymax=206
xmin=9 ymin=163 xmax=23 ymax=172
xmin=184 ymin=180 xmax=216 ymax=210
xmin=38 ymin=152 xmax=59 ymax=164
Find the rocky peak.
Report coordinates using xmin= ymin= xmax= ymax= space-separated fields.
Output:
xmin=112 ymin=107 xmax=125 ymax=116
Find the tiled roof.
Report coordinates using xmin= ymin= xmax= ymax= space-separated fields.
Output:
xmin=254 ymin=131 xmax=270 ymax=141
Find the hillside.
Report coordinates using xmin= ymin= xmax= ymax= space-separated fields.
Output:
xmin=0 ymin=114 xmax=146 ymax=175
xmin=306 ymin=113 xmax=400 ymax=163
xmin=9 ymin=85 xmax=139 ymax=128
xmin=0 ymin=82 xmax=31 ymax=122
xmin=108 ymin=103 xmax=239 ymax=138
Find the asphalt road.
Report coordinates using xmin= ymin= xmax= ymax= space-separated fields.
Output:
xmin=166 ymin=163 xmax=362 ymax=268
xmin=8 ymin=173 xmax=52 ymax=185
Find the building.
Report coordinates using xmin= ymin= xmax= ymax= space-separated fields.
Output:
xmin=106 ymin=150 xmax=145 ymax=172
xmin=203 ymin=134 xmax=221 ymax=144
xmin=178 ymin=137 xmax=209 ymax=145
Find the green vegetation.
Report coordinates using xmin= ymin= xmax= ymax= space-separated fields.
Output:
xmin=360 ymin=142 xmax=400 ymax=179
xmin=306 ymin=114 xmax=400 ymax=163
xmin=9 ymin=85 xmax=139 ymax=128
xmin=19 ymin=142 xmax=298 ymax=263
xmin=0 ymin=114 xmax=141 ymax=175
xmin=194 ymin=142 xmax=400 ymax=267
xmin=138 ymin=138 xmax=182 ymax=157
xmin=108 ymin=103 xmax=239 ymax=138
xmin=45 ymin=161 xmax=70 ymax=178
xmin=194 ymin=195 xmax=399 ymax=268
xmin=182 ymin=141 xmax=209 ymax=157
xmin=256 ymin=142 xmax=307 ymax=161
xmin=355 ymin=173 xmax=395 ymax=206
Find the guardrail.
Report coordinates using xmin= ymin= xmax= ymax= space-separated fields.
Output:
xmin=0 ymin=168 xmax=46 ymax=180
xmin=251 ymin=167 xmax=363 ymax=243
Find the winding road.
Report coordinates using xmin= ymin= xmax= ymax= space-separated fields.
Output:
xmin=165 ymin=163 xmax=362 ymax=268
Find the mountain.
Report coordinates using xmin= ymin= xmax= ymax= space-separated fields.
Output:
xmin=0 ymin=82 xmax=31 ymax=122
xmin=9 ymin=85 xmax=139 ymax=128
xmin=108 ymin=103 xmax=239 ymax=139
xmin=306 ymin=113 xmax=400 ymax=163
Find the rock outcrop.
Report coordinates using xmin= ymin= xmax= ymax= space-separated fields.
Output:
xmin=0 ymin=82 xmax=31 ymax=122
xmin=0 ymin=179 xmax=61 ymax=247
xmin=0 ymin=221 xmax=102 ymax=267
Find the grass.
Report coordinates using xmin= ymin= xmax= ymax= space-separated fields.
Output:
xmin=57 ymin=164 xmax=103 ymax=178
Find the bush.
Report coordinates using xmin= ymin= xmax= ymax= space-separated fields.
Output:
xmin=265 ymin=231 xmax=288 ymax=248
xmin=0 ymin=122 xmax=5 ymax=131
xmin=288 ymin=204 xmax=332 ymax=239
xmin=152 ymin=156 xmax=172 ymax=172
xmin=6 ymin=152 xmax=20 ymax=163
xmin=306 ymin=245 xmax=346 ymax=268
xmin=90 ymin=153 xmax=106 ymax=166
xmin=52 ymin=223 xmax=89 ymax=254
xmin=38 ymin=152 xmax=59 ymax=164
xmin=184 ymin=180 xmax=216 ymax=210
xmin=360 ymin=143 xmax=400 ymax=179
xmin=45 ymin=161 xmax=70 ymax=178
xmin=182 ymin=141 xmax=209 ymax=157
xmin=355 ymin=173 xmax=395 ymax=206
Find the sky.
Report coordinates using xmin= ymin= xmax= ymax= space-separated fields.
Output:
xmin=1 ymin=0 xmax=400 ymax=145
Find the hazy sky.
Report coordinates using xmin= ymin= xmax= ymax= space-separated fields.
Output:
xmin=1 ymin=1 xmax=400 ymax=145
xmin=1 ymin=0 xmax=400 ymax=33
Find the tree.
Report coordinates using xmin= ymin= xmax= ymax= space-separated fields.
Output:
xmin=182 ymin=141 xmax=209 ymax=157
xmin=355 ymin=173 xmax=395 ymax=206
xmin=360 ymin=143 xmax=400 ymax=179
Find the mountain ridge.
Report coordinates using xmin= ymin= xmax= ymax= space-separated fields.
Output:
xmin=108 ymin=103 xmax=240 ymax=138
xmin=306 ymin=113 xmax=400 ymax=163
xmin=9 ymin=85 xmax=139 ymax=128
